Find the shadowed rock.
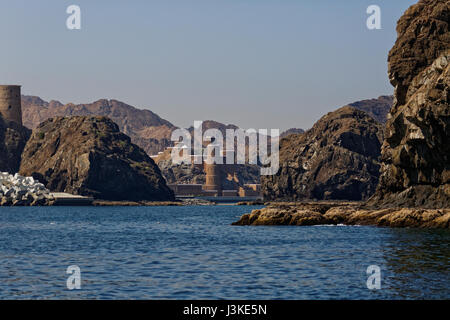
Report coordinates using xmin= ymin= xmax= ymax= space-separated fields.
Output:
xmin=19 ymin=116 xmax=174 ymax=201
xmin=262 ymin=106 xmax=384 ymax=201
xmin=0 ymin=115 xmax=31 ymax=173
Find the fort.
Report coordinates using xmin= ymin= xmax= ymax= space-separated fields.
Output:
xmin=164 ymin=148 xmax=262 ymax=201
xmin=0 ymin=85 xmax=22 ymax=125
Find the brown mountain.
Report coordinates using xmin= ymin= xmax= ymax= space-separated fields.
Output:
xmin=347 ymin=95 xmax=393 ymax=124
xmin=278 ymin=95 xmax=392 ymax=140
xmin=368 ymin=0 xmax=450 ymax=208
xmin=22 ymin=96 xmax=176 ymax=156
xmin=20 ymin=116 xmax=174 ymax=201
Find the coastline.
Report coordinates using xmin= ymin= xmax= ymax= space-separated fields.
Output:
xmin=232 ymin=202 xmax=450 ymax=229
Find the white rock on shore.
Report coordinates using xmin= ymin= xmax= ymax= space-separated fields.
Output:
xmin=0 ymin=172 xmax=53 ymax=206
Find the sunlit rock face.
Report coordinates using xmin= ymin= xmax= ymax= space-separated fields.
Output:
xmin=369 ymin=0 xmax=450 ymax=208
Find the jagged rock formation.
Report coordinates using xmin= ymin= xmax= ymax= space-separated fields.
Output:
xmin=19 ymin=116 xmax=174 ymax=201
xmin=262 ymin=106 xmax=384 ymax=201
xmin=22 ymin=96 xmax=176 ymax=155
xmin=347 ymin=95 xmax=393 ymax=124
xmin=368 ymin=0 xmax=450 ymax=208
xmin=0 ymin=115 xmax=31 ymax=173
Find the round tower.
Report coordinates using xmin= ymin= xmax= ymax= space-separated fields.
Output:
xmin=0 ymin=85 xmax=22 ymax=125
xmin=202 ymin=145 xmax=223 ymax=196
xmin=203 ymin=162 xmax=222 ymax=195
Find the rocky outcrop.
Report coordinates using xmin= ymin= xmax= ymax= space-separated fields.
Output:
xmin=22 ymin=96 xmax=176 ymax=155
xmin=0 ymin=172 xmax=53 ymax=206
xmin=387 ymin=0 xmax=449 ymax=107
xmin=232 ymin=202 xmax=450 ymax=229
xmin=19 ymin=116 xmax=174 ymax=201
xmin=262 ymin=106 xmax=384 ymax=201
xmin=368 ymin=0 xmax=450 ymax=208
xmin=347 ymin=95 xmax=393 ymax=124
xmin=0 ymin=115 xmax=31 ymax=173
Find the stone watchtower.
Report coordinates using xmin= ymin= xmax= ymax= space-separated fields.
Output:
xmin=0 ymin=85 xmax=22 ymax=125
xmin=203 ymin=161 xmax=223 ymax=196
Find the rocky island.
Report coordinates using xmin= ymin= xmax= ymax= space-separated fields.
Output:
xmin=19 ymin=116 xmax=174 ymax=202
xmin=262 ymin=106 xmax=384 ymax=201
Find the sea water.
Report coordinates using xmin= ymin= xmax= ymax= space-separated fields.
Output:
xmin=0 ymin=206 xmax=448 ymax=299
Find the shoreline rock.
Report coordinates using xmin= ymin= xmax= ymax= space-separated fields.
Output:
xmin=232 ymin=202 xmax=450 ymax=229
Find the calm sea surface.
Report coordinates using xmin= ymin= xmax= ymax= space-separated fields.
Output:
xmin=0 ymin=206 xmax=448 ymax=299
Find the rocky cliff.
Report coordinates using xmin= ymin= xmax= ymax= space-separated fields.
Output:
xmin=0 ymin=115 xmax=31 ymax=173
xmin=262 ymin=106 xmax=384 ymax=201
xmin=19 ymin=116 xmax=174 ymax=201
xmin=22 ymin=96 xmax=176 ymax=155
xmin=368 ymin=0 xmax=450 ymax=208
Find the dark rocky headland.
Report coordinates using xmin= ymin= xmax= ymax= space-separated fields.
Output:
xmin=19 ymin=116 xmax=174 ymax=201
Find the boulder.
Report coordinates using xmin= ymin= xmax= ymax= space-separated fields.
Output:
xmin=19 ymin=116 xmax=175 ymax=201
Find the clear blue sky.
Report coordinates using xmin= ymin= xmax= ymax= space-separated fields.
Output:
xmin=0 ymin=0 xmax=416 ymax=130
